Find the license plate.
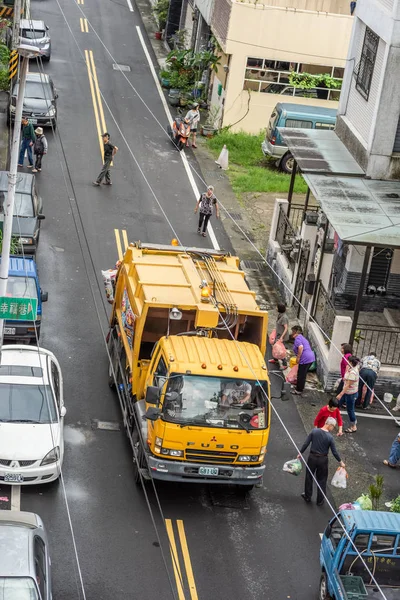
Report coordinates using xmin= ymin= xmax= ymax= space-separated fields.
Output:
xmin=4 ymin=328 xmax=15 ymax=335
xmin=30 ymin=119 xmax=37 ymax=125
xmin=198 ymin=466 xmax=219 ymax=476
xmin=4 ymin=473 xmax=24 ymax=483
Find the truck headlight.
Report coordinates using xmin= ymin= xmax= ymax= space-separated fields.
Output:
xmin=155 ymin=437 xmax=163 ymax=447
xmin=160 ymin=448 xmax=183 ymax=457
xmin=19 ymin=237 xmax=33 ymax=245
xmin=46 ymin=106 xmax=56 ymax=117
xmin=41 ymin=446 xmax=60 ymax=465
xmin=238 ymin=455 xmax=259 ymax=462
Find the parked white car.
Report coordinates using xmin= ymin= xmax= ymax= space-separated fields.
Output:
xmin=0 ymin=345 xmax=66 ymax=485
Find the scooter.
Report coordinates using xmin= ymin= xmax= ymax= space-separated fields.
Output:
xmin=168 ymin=117 xmax=191 ymax=151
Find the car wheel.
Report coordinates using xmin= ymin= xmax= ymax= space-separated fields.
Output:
xmin=280 ymin=152 xmax=295 ymax=174
xmin=52 ymin=120 xmax=57 ymax=132
xmin=319 ymin=573 xmax=332 ymax=600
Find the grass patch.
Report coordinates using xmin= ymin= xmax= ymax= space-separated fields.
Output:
xmin=205 ymin=130 xmax=307 ymax=195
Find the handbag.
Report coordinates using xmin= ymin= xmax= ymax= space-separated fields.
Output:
xmin=272 ymin=340 xmax=286 ymax=360
xmin=286 ymin=364 xmax=298 ymax=384
xmin=269 ymin=329 xmax=276 ymax=345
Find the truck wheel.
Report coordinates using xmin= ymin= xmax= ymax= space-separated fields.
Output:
xmin=319 ymin=574 xmax=332 ymax=600
xmin=108 ymin=359 xmax=116 ymax=389
xmin=280 ymin=152 xmax=295 ymax=174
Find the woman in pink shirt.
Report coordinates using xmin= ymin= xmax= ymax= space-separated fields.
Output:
xmin=336 ymin=343 xmax=352 ymax=395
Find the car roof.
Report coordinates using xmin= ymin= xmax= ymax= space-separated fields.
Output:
xmin=0 ymin=256 xmax=37 ymax=277
xmin=25 ymin=72 xmax=51 ymax=84
xmin=0 ymin=346 xmax=51 ymax=369
xmin=340 ymin=510 xmax=400 ymax=533
xmin=20 ymin=19 xmax=46 ymax=30
xmin=0 ymin=171 xmax=33 ymax=195
xmin=276 ymin=102 xmax=337 ymax=119
xmin=0 ymin=511 xmax=41 ymax=577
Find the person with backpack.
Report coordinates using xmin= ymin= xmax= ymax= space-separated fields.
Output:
xmin=32 ymin=128 xmax=48 ymax=173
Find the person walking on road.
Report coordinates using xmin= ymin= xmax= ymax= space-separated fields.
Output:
xmin=337 ymin=356 xmax=360 ymax=433
xmin=269 ymin=303 xmax=289 ymax=369
xmin=291 ymin=325 xmax=315 ymax=395
xmin=357 ymin=352 xmax=380 ymax=409
xmin=298 ymin=417 xmax=345 ymax=506
xmin=337 ymin=343 xmax=353 ymax=395
xmin=93 ymin=133 xmax=118 ymax=186
xmin=314 ymin=398 xmax=343 ymax=436
xmin=32 ymin=128 xmax=48 ymax=173
xmin=195 ymin=185 xmax=219 ymax=237
xmin=383 ymin=432 xmax=400 ymax=468
xmin=185 ymin=103 xmax=200 ymax=148
xmin=18 ymin=117 xmax=36 ymax=168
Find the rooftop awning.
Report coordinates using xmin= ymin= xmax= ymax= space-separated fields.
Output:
xmin=304 ymin=174 xmax=400 ymax=248
xmin=278 ymin=128 xmax=365 ymax=176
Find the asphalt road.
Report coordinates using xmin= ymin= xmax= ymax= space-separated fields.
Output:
xmin=6 ymin=0 xmax=334 ymax=598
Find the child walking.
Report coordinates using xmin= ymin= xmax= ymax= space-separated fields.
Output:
xmin=32 ymin=127 xmax=48 ymax=173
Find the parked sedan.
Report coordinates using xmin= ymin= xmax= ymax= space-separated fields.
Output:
xmin=8 ymin=72 xmax=58 ymax=128
xmin=0 ymin=345 xmax=66 ymax=485
xmin=0 ymin=171 xmax=45 ymax=255
xmin=20 ymin=19 xmax=51 ymax=61
xmin=0 ymin=510 xmax=52 ymax=600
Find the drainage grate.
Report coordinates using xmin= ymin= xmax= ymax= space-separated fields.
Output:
xmin=229 ymin=212 xmax=242 ymax=220
xmin=112 ymin=63 xmax=131 ymax=72
xmin=241 ymin=260 xmax=268 ymax=271
xmin=92 ymin=420 xmax=121 ymax=431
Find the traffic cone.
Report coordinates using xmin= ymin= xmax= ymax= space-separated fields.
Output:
xmin=215 ymin=145 xmax=229 ymax=170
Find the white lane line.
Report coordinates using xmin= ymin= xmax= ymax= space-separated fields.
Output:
xmin=11 ymin=486 xmax=21 ymax=511
xmin=135 ymin=25 xmax=220 ymax=251
xmin=340 ymin=410 xmax=400 ymax=422
xmin=126 ymin=0 xmax=134 ymax=11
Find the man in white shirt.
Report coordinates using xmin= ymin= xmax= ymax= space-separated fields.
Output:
xmin=185 ymin=103 xmax=200 ymax=148
xmin=221 ymin=380 xmax=252 ymax=405
xmin=357 ymin=352 xmax=380 ymax=409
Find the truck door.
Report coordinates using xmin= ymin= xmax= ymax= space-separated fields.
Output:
xmin=321 ymin=517 xmax=345 ymax=596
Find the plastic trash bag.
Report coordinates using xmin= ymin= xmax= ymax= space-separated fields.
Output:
xmin=283 ymin=458 xmax=302 ymax=476
xmin=331 ymin=467 xmax=348 ymax=489
xmin=355 ymin=494 xmax=372 ymax=510
xmin=272 ymin=340 xmax=286 ymax=360
xmin=269 ymin=329 xmax=276 ymax=345
xmin=339 ymin=502 xmax=355 ymax=511
xmin=286 ymin=364 xmax=298 ymax=385
xmin=102 ymin=268 xmax=118 ymax=304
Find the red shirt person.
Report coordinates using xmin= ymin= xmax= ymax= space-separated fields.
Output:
xmin=314 ymin=399 xmax=343 ymax=436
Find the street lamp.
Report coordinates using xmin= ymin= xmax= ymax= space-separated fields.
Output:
xmin=0 ymin=44 xmax=41 ymax=347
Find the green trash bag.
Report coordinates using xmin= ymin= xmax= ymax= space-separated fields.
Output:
xmin=355 ymin=494 xmax=372 ymax=510
xmin=283 ymin=458 xmax=302 ymax=476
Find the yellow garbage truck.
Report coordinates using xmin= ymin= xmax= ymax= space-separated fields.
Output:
xmin=106 ymin=242 xmax=271 ymax=489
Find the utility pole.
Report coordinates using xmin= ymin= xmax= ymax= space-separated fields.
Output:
xmin=11 ymin=0 xmax=22 ymax=49
xmin=0 ymin=45 xmax=40 ymax=349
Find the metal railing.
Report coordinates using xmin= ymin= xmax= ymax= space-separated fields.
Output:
xmin=275 ymin=204 xmax=298 ymax=272
xmin=288 ymin=203 xmax=318 ymax=234
xmin=353 ymin=324 xmax=400 ymax=366
xmin=313 ymin=280 xmax=336 ymax=347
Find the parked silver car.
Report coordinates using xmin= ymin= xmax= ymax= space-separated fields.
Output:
xmin=20 ymin=19 xmax=51 ymax=61
xmin=0 ymin=510 xmax=52 ymax=599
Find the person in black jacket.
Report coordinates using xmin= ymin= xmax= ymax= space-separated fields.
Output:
xmin=298 ymin=418 xmax=345 ymax=506
xmin=93 ymin=133 xmax=118 ymax=186
xmin=18 ymin=118 xmax=36 ymax=168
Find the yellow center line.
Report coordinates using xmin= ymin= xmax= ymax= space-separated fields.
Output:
xmin=80 ymin=17 xmax=89 ymax=32
xmin=114 ymin=229 xmax=123 ymax=261
xmin=165 ymin=519 xmax=185 ymax=600
xmin=85 ymin=49 xmax=103 ymax=158
xmin=177 ymin=520 xmax=198 ymax=600
xmin=89 ymin=50 xmax=107 ymax=136
xmin=122 ymin=229 xmax=128 ymax=253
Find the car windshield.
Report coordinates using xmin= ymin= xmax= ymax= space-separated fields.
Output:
xmin=0 ymin=383 xmax=57 ymax=423
xmin=5 ymin=277 xmax=37 ymax=300
xmin=161 ymin=375 xmax=269 ymax=429
xmin=0 ymin=192 xmax=35 ymax=218
xmin=0 ymin=577 xmax=39 ymax=600
xmin=21 ymin=29 xmax=46 ymax=40
xmin=14 ymin=81 xmax=53 ymax=101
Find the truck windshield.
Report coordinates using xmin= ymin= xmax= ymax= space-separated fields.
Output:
xmin=162 ymin=374 xmax=268 ymax=429
xmin=6 ymin=276 xmax=37 ymax=300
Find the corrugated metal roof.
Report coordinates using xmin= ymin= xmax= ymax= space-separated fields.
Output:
xmin=341 ymin=510 xmax=400 ymax=533
xmin=163 ymin=336 xmax=267 ymax=377
xmin=7 ymin=256 xmax=36 ymax=275
xmin=277 ymin=103 xmax=337 ymax=118
xmin=0 ymin=172 xmax=33 ymax=194
xmin=304 ymin=174 xmax=400 ymax=247
xmin=278 ymin=128 xmax=365 ymax=175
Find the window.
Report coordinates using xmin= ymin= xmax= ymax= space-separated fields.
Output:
xmin=315 ymin=122 xmax=335 ymax=130
xmin=353 ymin=533 xmax=370 ymax=552
xmin=370 ymin=534 xmax=396 ymax=553
xmin=285 ymin=119 xmax=313 ymax=129
xmin=153 ymin=356 xmax=167 ymax=388
xmin=51 ymin=361 xmax=61 ymax=409
xmin=34 ymin=536 xmax=47 ymax=599
xmin=356 ymin=27 xmax=379 ymax=101
xmin=0 ymin=383 xmax=57 ymax=423
xmin=243 ymin=56 xmax=344 ymax=101
xmin=327 ymin=517 xmax=343 ymax=549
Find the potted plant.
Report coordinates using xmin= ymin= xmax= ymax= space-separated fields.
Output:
xmin=201 ymin=105 xmax=221 ymax=137
xmin=153 ymin=0 xmax=169 ymax=38
xmin=159 ymin=69 xmax=171 ymax=88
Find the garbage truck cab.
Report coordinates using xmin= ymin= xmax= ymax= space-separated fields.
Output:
xmin=320 ymin=510 xmax=400 ymax=600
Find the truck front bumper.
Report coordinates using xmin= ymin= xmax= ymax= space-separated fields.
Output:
xmin=147 ymin=455 xmax=265 ymax=485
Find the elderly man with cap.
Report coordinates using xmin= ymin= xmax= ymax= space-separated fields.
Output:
xmin=93 ymin=132 xmax=118 ymax=186
xmin=32 ymin=127 xmax=48 ymax=173
xmin=298 ymin=417 xmax=345 ymax=506
xmin=194 ymin=185 xmax=219 ymax=237
xmin=185 ymin=103 xmax=200 ymax=148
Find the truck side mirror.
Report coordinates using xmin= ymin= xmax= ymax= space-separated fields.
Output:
xmin=41 ymin=291 xmax=48 ymax=302
xmin=145 ymin=385 xmax=160 ymax=405
xmin=37 ymin=214 xmax=45 ymax=220
xmin=144 ymin=407 xmax=161 ymax=421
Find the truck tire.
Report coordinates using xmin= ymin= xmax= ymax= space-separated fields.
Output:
xmin=319 ymin=573 xmax=332 ymax=600
xmin=280 ymin=152 xmax=295 ymax=174
xmin=133 ymin=445 xmax=146 ymax=485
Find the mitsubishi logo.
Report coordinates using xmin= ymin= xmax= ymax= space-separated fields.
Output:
xmin=210 ymin=436 xmax=217 ymax=442
xmin=10 ymin=461 xmax=19 ymax=468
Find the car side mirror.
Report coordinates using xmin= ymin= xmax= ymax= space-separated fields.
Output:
xmin=145 ymin=385 xmax=160 ymax=405
xmin=37 ymin=214 xmax=45 ymax=220
xmin=60 ymin=406 xmax=67 ymax=417
xmin=41 ymin=291 xmax=48 ymax=302
xmin=54 ymin=92 xmax=59 ymax=99
xmin=46 ymin=25 xmax=49 ymax=30
xmin=144 ymin=407 xmax=160 ymax=421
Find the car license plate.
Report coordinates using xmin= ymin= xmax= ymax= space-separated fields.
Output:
xmin=4 ymin=328 xmax=15 ymax=335
xmin=30 ymin=118 xmax=37 ymax=125
xmin=4 ymin=473 xmax=24 ymax=483
xmin=198 ymin=466 xmax=219 ymax=476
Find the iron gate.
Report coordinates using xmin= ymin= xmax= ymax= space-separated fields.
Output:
xmin=294 ymin=241 xmax=310 ymax=318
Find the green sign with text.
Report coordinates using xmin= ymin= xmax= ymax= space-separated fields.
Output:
xmin=0 ymin=297 xmax=38 ymax=320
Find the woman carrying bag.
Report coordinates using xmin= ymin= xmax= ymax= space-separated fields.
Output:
xmin=269 ymin=304 xmax=289 ymax=370
xmin=336 ymin=356 xmax=360 ymax=433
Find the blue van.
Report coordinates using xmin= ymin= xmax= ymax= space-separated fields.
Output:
xmin=1 ymin=256 xmax=48 ymax=343
xmin=261 ymin=103 xmax=337 ymax=173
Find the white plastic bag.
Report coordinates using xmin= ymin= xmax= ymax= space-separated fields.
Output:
xmin=102 ymin=268 xmax=118 ymax=304
xmin=331 ymin=466 xmax=348 ymax=489
xmin=283 ymin=458 xmax=302 ymax=476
